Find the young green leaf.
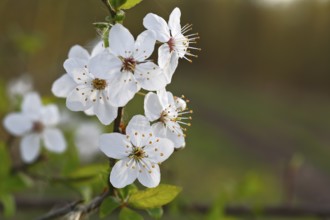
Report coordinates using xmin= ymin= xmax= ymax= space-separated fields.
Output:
xmin=129 ymin=184 xmax=182 ymax=209
xmin=99 ymin=196 xmax=120 ymax=218
xmin=109 ymin=0 xmax=127 ymax=11
xmin=119 ymin=207 xmax=144 ymax=220
xmin=118 ymin=184 xmax=138 ymax=201
xmin=147 ymin=207 xmax=163 ymax=219
xmin=119 ymin=0 xmax=142 ymax=10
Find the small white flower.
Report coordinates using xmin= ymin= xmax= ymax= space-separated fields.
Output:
xmin=75 ymin=122 xmax=102 ymax=162
xmin=143 ymin=8 xmax=200 ymax=82
xmin=52 ymin=43 xmax=106 ymax=117
xmin=144 ymin=89 xmax=192 ymax=149
xmin=3 ymin=92 xmax=66 ymax=163
xmin=99 ymin=115 xmax=174 ymax=188
xmin=53 ymin=48 xmax=118 ymax=125
xmin=106 ymin=24 xmax=168 ymax=107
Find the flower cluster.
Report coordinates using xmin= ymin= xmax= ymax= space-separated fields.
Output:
xmin=3 ymin=7 xmax=199 ymax=189
xmin=53 ymin=7 xmax=198 ymax=188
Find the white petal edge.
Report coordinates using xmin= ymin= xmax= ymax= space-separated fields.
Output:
xmin=52 ymin=74 xmax=77 ymax=98
xmin=143 ymin=13 xmax=171 ymax=42
xmin=109 ymin=24 xmax=135 ymax=57
xmin=68 ymin=45 xmax=90 ymax=62
xmin=22 ymin=92 xmax=42 ymax=117
xmin=144 ymin=92 xmax=163 ymax=122
xmin=43 ymin=128 xmax=66 ymax=153
xmin=20 ymin=133 xmax=41 ymax=163
xmin=137 ymin=161 xmax=160 ymax=188
xmin=110 ymin=159 xmax=138 ymax=188
xmin=126 ymin=115 xmax=152 ymax=147
xmin=168 ymin=7 xmax=182 ymax=37
xmin=99 ymin=133 xmax=131 ymax=159
xmin=134 ymin=30 xmax=156 ymax=62
xmin=3 ymin=113 xmax=32 ymax=136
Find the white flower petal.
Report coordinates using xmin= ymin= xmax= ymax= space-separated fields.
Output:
xmin=84 ymin=106 xmax=95 ymax=116
xmin=158 ymin=44 xmax=171 ymax=69
xmin=63 ymin=58 xmax=87 ymax=78
xmin=52 ymin=74 xmax=76 ymax=98
xmin=43 ymin=128 xmax=66 ymax=153
xmin=40 ymin=104 xmax=60 ymax=126
xmin=145 ymin=138 xmax=174 ymax=163
xmin=108 ymin=72 xmax=140 ymax=107
xmin=168 ymin=7 xmax=182 ymax=37
xmin=144 ymin=92 xmax=163 ymax=122
xmin=135 ymin=62 xmax=167 ymax=91
xmin=137 ymin=161 xmax=160 ymax=188
xmin=88 ymin=51 xmax=119 ymax=80
xmin=66 ymin=85 xmax=94 ymax=111
xmin=91 ymin=41 xmax=105 ymax=57
xmin=134 ymin=30 xmax=156 ymax=61
xmin=152 ymin=122 xmax=185 ymax=149
xmin=109 ymin=24 xmax=135 ymax=57
xmin=94 ymin=92 xmax=118 ymax=125
xmin=22 ymin=92 xmax=42 ymax=119
xmin=99 ymin=133 xmax=131 ymax=159
xmin=3 ymin=113 xmax=33 ymax=136
xmin=126 ymin=115 xmax=152 ymax=147
xmin=68 ymin=45 xmax=90 ymax=61
xmin=174 ymin=96 xmax=187 ymax=111
xmin=20 ymin=133 xmax=41 ymax=163
xmin=143 ymin=13 xmax=170 ymax=42
xmin=110 ymin=159 xmax=138 ymax=188
xmin=163 ymin=52 xmax=179 ymax=84
xmin=157 ymin=89 xmax=169 ymax=108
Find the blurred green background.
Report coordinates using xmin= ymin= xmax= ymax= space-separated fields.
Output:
xmin=1 ymin=0 xmax=330 ymax=219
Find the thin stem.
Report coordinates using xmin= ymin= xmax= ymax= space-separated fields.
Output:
xmin=101 ymin=0 xmax=116 ymax=20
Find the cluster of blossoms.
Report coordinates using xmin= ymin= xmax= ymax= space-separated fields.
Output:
xmin=3 ymin=8 xmax=199 ymax=189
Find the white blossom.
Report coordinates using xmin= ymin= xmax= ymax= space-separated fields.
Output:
xmin=3 ymin=92 xmax=66 ymax=163
xmin=106 ymin=24 xmax=168 ymax=107
xmin=144 ymin=90 xmax=192 ymax=148
xmin=99 ymin=115 xmax=174 ymax=188
xmin=52 ymin=45 xmax=118 ymax=125
xmin=143 ymin=7 xmax=200 ymax=82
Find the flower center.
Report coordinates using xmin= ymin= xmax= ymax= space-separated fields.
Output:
xmin=131 ymin=147 xmax=146 ymax=161
xmin=92 ymin=78 xmax=107 ymax=90
xmin=167 ymin=37 xmax=175 ymax=53
xmin=33 ymin=121 xmax=44 ymax=133
xmin=160 ymin=105 xmax=178 ymax=123
xmin=121 ymin=57 xmax=136 ymax=73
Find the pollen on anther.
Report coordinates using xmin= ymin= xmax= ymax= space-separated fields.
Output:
xmin=155 ymin=148 xmax=158 ymax=152
xmin=149 ymin=133 xmax=152 ymax=137
xmin=156 ymin=139 xmax=160 ymax=142
xmin=148 ymin=170 xmax=152 ymax=174
xmin=160 ymin=153 xmax=164 ymax=156
xmin=76 ymin=88 xmax=79 ymax=91
xmin=152 ymin=165 xmax=155 ymax=168
xmin=135 ymin=132 xmax=138 ymax=136
xmin=149 ymin=141 xmax=152 ymax=144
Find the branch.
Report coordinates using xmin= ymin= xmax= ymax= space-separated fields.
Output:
xmin=36 ymin=191 xmax=110 ymax=220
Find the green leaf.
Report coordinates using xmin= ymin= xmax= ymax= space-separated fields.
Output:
xmin=67 ymin=164 xmax=108 ymax=185
xmin=129 ymin=184 xmax=182 ymax=209
xmin=99 ymin=196 xmax=120 ymax=218
xmin=119 ymin=0 xmax=142 ymax=10
xmin=0 ymin=194 xmax=15 ymax=217
xmin=119 ymin=207 xmax=143 ymax=220
xmin=109 ymin=0 xmax=127 ymax=10
xmin=146 ymin=207 xmax=163 ymax=219
xmin=118 ymin=184 xmax=138 ymax=200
